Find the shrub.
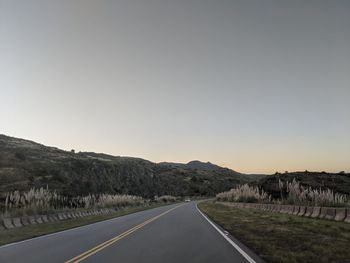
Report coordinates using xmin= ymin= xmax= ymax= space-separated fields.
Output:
xmin=216 ymin=184 xmax=271 ymax=203
xmin=1 ymin=187 xmax=146 ymax=216
xmin=155 ymin=195 xmax=177 ymax=203
xmin=82 ymin=194 xmax=145 ymax=208
xmin=283 ymin=179 xmax=348 ymax=207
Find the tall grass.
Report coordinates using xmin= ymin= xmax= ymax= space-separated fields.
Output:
xmin=216 ymin=179 xmax=349 ymax=207
xmin=282 ymin=179 xmax=348 ymax=207
xmin=1 ymin=187 xmax=146 ymax=216
xmin=80 ymin=194 xmax=145 ymax=208
xmin=4 ymin=187 xmax=64 ymax=215
xmin=216 ymin=184 xmax=271 ymax=203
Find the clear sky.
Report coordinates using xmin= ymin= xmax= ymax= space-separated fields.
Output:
xmin=1 ymin=0 xmax=349 ymax=174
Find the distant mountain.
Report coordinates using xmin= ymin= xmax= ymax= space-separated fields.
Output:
xmin=160 ymin=160 xmax=235 ymax=172
xmin=188 ymin=160 xmax=230 ymax=171
xmin=159 ymin=161 xmax=265 ymax=182
xmin=0 ymin=134 xmax=263 ymax=199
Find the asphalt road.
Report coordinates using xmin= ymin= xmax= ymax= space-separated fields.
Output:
xmin=0 ymin=202 xmax=261 ymax=263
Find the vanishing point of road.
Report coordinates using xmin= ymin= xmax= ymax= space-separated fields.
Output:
xmin=0 ymin=202 xmax=262 ymax=263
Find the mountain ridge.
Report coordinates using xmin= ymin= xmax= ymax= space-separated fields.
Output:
xmin=1 ymin=134 xmax=348 ymax=199
xmin=159 ymin=160 xmax=237 ymax=172
xmin=0 ymin=134 xmax=262 ymax=198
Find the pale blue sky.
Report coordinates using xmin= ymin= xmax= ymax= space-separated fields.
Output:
xmin=1 ymin=0 xmax=349 ymax=173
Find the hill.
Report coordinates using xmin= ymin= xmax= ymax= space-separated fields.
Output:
xmin=159 ymin=160 xmax=232 ymax=172
xmin=0 ymin=134 xmax=261 ymax=198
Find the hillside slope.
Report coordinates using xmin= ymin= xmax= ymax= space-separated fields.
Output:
xmin=0 ymin=135 xmax=259 ymax=198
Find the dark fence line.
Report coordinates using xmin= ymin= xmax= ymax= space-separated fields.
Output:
xmin=217 ymin=202 xmax=350 ymax=223
xmin=0 ymin=208 xmax=115 ymax=230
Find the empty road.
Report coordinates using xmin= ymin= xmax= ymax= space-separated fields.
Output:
xmin=0 ymin=202 xmax=261 ymax=263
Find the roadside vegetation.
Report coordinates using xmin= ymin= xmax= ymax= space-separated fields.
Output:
xmin=155 ymin=195 xmax=178 ymax=203
xmin=281 ymin=179 xmax=347 ymax=206
xmin=256 ymin=171 xmax=350 ymax=199
xmin=216 ymin=184 xmax=271 ymax=203
xmin=199 ymin=201 xmax=350 ymax=263
xmin=2 ymin=187 xmax=147 ymax=217
xmin=216 ymin=179 xmax=349 ymax=207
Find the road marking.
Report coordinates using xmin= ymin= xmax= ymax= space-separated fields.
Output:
xmin=196 ymin=204 xmax=257 ymax=263
xmin=65 ymin=204 xmax=182 ymax=263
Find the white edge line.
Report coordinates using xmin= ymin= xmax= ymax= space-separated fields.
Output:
xmin=196 ymin=204 xmax=256 ymax=263
xmin=0 ymin=203 xmax=179 ymax=249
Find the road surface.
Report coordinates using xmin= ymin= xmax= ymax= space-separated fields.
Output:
xmin=0 ymin=202 xmax=261 ymax=263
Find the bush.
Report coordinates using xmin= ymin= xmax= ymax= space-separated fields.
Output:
xmin=216 ymin=179 xmax=349 ymax=207
xmin=1 ymin=187 xmax=146 ymax=216
xmin=283 ymin=179 xmax=348 ymax=207
xmin=155 ymin=195 xmax=177 ymax=203
xmin=216 ymin=184 xmax=270 ymax=203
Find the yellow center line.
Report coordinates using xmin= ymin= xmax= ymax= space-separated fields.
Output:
xmin=65 ymin=204 xmax=183 ymax=263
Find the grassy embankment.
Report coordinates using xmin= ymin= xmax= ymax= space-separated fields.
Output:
xmin=198 ymin=201 xmax=350 ymax=263
xmin=0 ymin=202 xmax=175 ymax=246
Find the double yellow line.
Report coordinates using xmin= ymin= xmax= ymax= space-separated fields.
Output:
xmin=65 ymin=205 xmax=182 ymax=263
